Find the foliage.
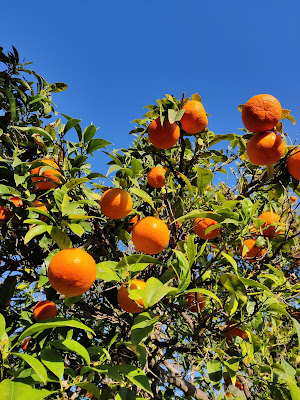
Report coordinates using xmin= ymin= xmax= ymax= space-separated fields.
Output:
xmin=0 ymin=46 xmax=300 ymax=400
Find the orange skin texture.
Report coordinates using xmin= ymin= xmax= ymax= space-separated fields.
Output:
xmin=147 ymin=167 xmax=166 ymax=188
xmin=0 ymin=206 xmax=13 ymax=224
xmin=257 ymin=211 xmax=280 ymax=237
xmin=132 ymin=216 xmax=170 ymax=255
xmin=48 ymin=248 xmax=97 ymax=297
xmin=9 ymin=196 xmax=23 ymax=207
xmin=193 ymin=217 xmax=220 ymax=240
xmin=287 ymin=149 xmax=300 ymax=181
xmin=240 ymin=238 xmax=266 ymax=261
xmin=118 ymin=279 xmax=146 ymax=313
xmin=31 ymin=159 xmax=62 ymax=191
xmin=100 ymin=188 xmax=132 ymax=219
xmin=246 ymin=131 xmax=285 ymax=166
xmin=224 ymin=322 xmax=247 ymax=343
xmin=148 ymin=118 xmax=180 ymax=149
xmin=32 ymin=200 xmax=49 ymax=222
xmin=180 ymin=100 xmax=208 ymax=135
xmin=186 ymin=292 xmax=206 ymax=313
xmin=290 ymin=196 xmax=297 ymax=202
xmin=33 ymin=300 xmax=57 ymax=322
xmin=242 ymin=94 xmax=282 ymax=133
xmin=126 ymin=214 xmax=140 ymax=233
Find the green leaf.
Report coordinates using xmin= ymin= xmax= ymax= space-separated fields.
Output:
xmin=196 ymin=167 xmax=214 ymax=191
xmin=87 ymin=138 xmax=112 ymax=154
xmin=207 ymin=359 xmax=222 ymax=387
xmin=0 ymin=380 xmax=51 ymax=400
xmin=118 ymin=364 xmax=152 ymax=395
xmin=40 ymin=348 xmax=64 ymax=381
xmin=186 ymin=234 xmax=196 ymax=267
xmin=0 ymin=313 xmax=7 ymax=341
xmin=292 ymin=318 xmax=300 ymax=344
xmin=130 ymin=188 xmax=155 ymax=209
xmin=13 ymin=353 xmax=48 ymax=384
xmin=24 ymin=225 xmax=49 ymax=244
xmin=64 ymin=118 xmax=81 ymax=134
xmin=168 ymin=109 xmax=185 ymax=124
xmin=83 ymin=124 xmax=97 ymax=143
xmin=116 ymin=254 xmax=159 ymax=272
xmin=68 ymin=223 xmax=85 ymax=237
xmin=62 ymin=177 xmax=89 ymax=192
xmin=116 ymin=388 xmax=136 ymax=400
xmin=224 ymin=357 xmax=239 ymax=379
xmin=51 ymin=82 xmax=68 ymax=92
xmin=185 ymin=288 xmax=222 ymax=306
xmin=131 ymin=312 xmax=159 ymax=346
xmin=142 ymin=278 xmax=177 ymax=308
xmin=2 ymin=86 xmax=16 ymax=121
xmin=19 ymin=318 xmax=95 ymax=342
xmin=76 ymin=383 xmax=100 ymax=400
xmin=221 ymin=252 xmax=238 ymax=274
xmin=220 ymin=273 xmax=247 ymax=307
xmin=177 ymin=172 xmax=194 ymax=195
xmin=173 ymin=250 xmax=191 ymax=292
xmin=49 ymin=226 xmax=72 ymax=249
xmin=240 ymin=277 xmax=273 ymax=296
xmin=0 ymin=276 xmax=17 ymax=309
xmin=16 ymin=126 xmax=54 ymax=142
xmin=51 ymin=339 xmax=90 ymax=365
xmin=97 ymin=262 xmax=121 ymax=282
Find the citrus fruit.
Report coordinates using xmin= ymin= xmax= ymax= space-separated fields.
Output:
xmin=32 ymin=199 xmax=48 ymax=212
xmin=132 ymin=216 xmax=170 ymax=254
xmin=180 ymin=100 xmax=208 ymax=135
xmin=242 ymin=94 xmax=282 ymax=133
xmin=30 ymin=159 xmax=62 ymax=191
xmin=193 ymin=216 xmax=220 ymax=240
xmin=117 ymin=279 xmax=146 ymax=313
xmin=9 ymin=196 xmax=23 ymax=207
xmin=47 ymin=248 xmax=97 ymax=297
xmin=0 ymin=206 xmax=13 ymax=225
xmin=246 ymin=131 xmax=285 ymax=166
xmin=287 ymin=148 xmax=300 ymax=181
xmin=147 ymin=167 xmax=166 ymax=188
xmin=240 ymin=238 xmax=266 ymax=261
xmin=21 ymin=337 xmax=31 ymax=351
xmin=224 ymin=321 xmax=247 ymax=343
xmin=100 ymin=188 xmax=132 ymax=219
xmin=148 ymin=118 xmax=180 ymax=149
xmin=33 ymin=300 xmax=57 ymax=322
xmin=186 ymin=292 xmax=206 ymax=313
xmin=257 ymin=211 xmax=280 ymax=237
xmin=126 ymin=214 xmax=140 ymax=233
xmin=290 ymin=196 xmax=297 ymax=202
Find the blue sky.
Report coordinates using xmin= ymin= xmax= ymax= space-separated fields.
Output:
xmin=2 ymin=0 xmax=300 ymax=179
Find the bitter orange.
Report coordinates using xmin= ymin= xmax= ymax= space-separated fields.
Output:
xmin=246 ymin=131 xmax=285 ymax=166
xmin=33 ymin=300 xmax=57 ymax=322
xmin=148 ymin=118 xmax=180 ymax=149
xmin=0 ymin=206 xmax=13 ymax=225
xmin=117 ymin=279 xmax=146 ymax=313
xmin=186 ymin=292 xmax=206 ymax=313
xmin=100 ymin=188 xmax=132 ymax=219
xmin=48 ymin=248 xmax=97 ymax=297
xmin=240 ymin=238 xmax=265 ymax=261
xmin=147 ymin=167 xmax=166 ymax=188
xmin=257 ymin=211 xmax=280 ymax=237
xmin=193 ymin=216 xmax=220 ymax=240
xmin=287 ymin=148 xmax=300 ymax=181
xmin=9 ymin=196 xmax=23 ymax=207
xmin=126 ymin=214 xmax=140 ymax=233
xmin=242 ymin=94 xmax=282 ymax=133
xmin=30 ymin=159 xmax=62 ymax=191
xmin=180 ymin=100 xmax=208 ymax=135
xmin=132 ymin=216 xmax=170 ymax=255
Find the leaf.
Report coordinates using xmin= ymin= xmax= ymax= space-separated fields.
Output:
xmin=240 ymin=278 xmax=273 ymax=296
xmin=16 ymin=126 xmax=54 ymax=142
xmin=173 ymin=250 xmax=191 ymax=292
xmin=97 ymin=262 xmax=121 ymax=282
xmin=2 ymin=86 xmax=16 ymax=121
xmin=40 ymin=348 xmax=64 ymax=381
xmin=185 ymin=288 xmax=222 ymax=306
xmin=19 ymin=318 xmax=95 ymax=342
xmin=62 ymin=177 xmax=89 ymax=192
xmin=116 ymin=388 xmax=136 ymax=400
xmin=50 ymin=82 xmax=68 ymax=92
xmin=49 ymin=226 xmax=72 ymax=249
xmin=14 ymin=353 xmax=48 ymax=384
xmin=0 ymin=276 xmax=17 ymax=309
xmin=24 ymin=225 xmax=49 ymax=244
xmin=0 ymin=380 xmax=51 ymax=400
xmin=64 ymin=118 xmax=81 ymax=134
xmin=0 ymin=313 xmax=7 ymax=341
xmin=221 ymin=252 xmax=238 ymax=274
xmin=220 ymin=273 xmax=247 ymax=307
xmin=76 ymin=383 xmax=100 ymax=400
xmin=191 ymin=93 xmax=202 ymax=102
xmin=87 ymin=138 xmax=112 ymax=154
xmin=224 ymin=357 xmax=239 ymax=379
xmin=186 ymin=234 xmax=196 ymax=267
xmin=292 ymin=318 xmax=300 ymax=344
xmin=118 ymin=364 xmax=152 ymax=395
xmin=177 ymin=172 xmax=194 ymax=195
xmin=116 ymin=254 xmax=159 ymax=272
xmin=196 ymin=167 xmax=214 ymax=191
xmin=281 ymin=109 xmax=296 ymax=125
xmin=51 ymin=339 xmax=90 ymax=365
xmin=68 ymin=223 xmax=85 ymax=237
xmin=142 ymin=277 xmax=177 ymax=308
xmin=83 ymin=124 xmax=97 ymax=143
xmin=129 ymin=188 xmax=155 ymax=209
xmin=207 ymin=359 xmax=222 ymax=387
xmin=131 ymin=312 xmax=159 ymax=345
xmin=168 ymin=109 xmax=185 ymax=124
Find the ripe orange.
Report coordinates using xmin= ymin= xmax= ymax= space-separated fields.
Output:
xmin=9 ymin=196 xmax=23 ymax=207
xmin=242 ymin=94 xmax=282 ymax=133
xmin=117 ymin=279 xmax=146 ymax=313
xmin=33 ymin=300 xmax=57 ymax=322
xmin=180 ymin=100 xmax=208 ymax=135
xmin=132 ymin=216 xmax=170 ymax=255
xmin=290 ymin=196 xmax=297 ymax=202
xmin=186 ymin=292 xmax=206 ymax=313
xmin=32 ymin=200 xmax=49 ymax=222
xmin=240 ymin=238 xmax=266 ymax=261
xmin=193 ymin=216 xmax=220 ymax=240
xmin=147 ymin=167 xmax=166 ymax=188
xmin=148 ymin=118 xmax=180 ymax=149
xmin=126 ymin=214 xmax=140 ymax=233
xmin=224 ymin=322 xmax=247 ymax=343
xmin=21 ymin=337 xmax=31 ymax=351
xmin=257 ymin=211 xmax=280 ymax=237
xmin=100 ymin=188 xmax=132 ymax=219
xmin=30 ymin=159 xmax=62 ymax=191
xmin=47 ymin=248 xmax=97 ymax=297
xmin=246 ymin=131 xmax=285 ymax=166
xmin=287 ymin=148 xmax=300 ymax=181
xmin=0 ymin=205 xmax=13 ymax=225
xmin=235 ymin=382 xmax=244 ymax=391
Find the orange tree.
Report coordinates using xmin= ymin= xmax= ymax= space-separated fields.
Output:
xmin=0 ymin=46 xmax=300 ymax=400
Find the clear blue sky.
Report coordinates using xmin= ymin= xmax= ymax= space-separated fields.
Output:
xmin=2 ymin=0 xmax=300 ymax=178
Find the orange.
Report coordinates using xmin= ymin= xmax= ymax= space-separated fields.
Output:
xmin=290 ymin=196 xmax=297 ymax=202
xmin=193 ymin=217 xmax=220 ymax=240
xmin=257 ymin=211 xmax=280 ymax=237
xmin=242 ymin=94 xmax=282 ymax=133
xmin=186 ymin=292 xmax=206 ymax=313
xmin=9 ymin=196 xmax=23 ymax=207
xmin=31 ymin=159 xmax=62 ymax=191
xmin=32 ymin=200 xmax=49 ymax=222
xmin=100 ymin=188 xmax=132 ymax=219
xmin=0 ymin=205 xmax=13 ymax=225
xmin=224 ymin=322 xmax=247 ymax=343
xmin=48 ymin=248 xmax=97 ymax=297
xmin=246 ymin=131 xmax=285 ymax=166
xmin=287 ymin=148 xmax=300 ymax=181
xmin=21 ymin=337 xmax=31 ymax=351
xmin=147 ymin=167 xmax=166 ymax=188
xmin=148 ymin=118 xmax=180 ymax=149
xmin=225 ymin=393 xmax=233 ymax=398
xmin=240 ymin=238 xmax=266 ymax=261
xmin=126 ymin=214 xmax=140 ymax=233
xmin=180 ymin=100 xmax=208 ymax=135
xmin=132 ymin=216 xmax=170 ymax=255
xmin=33 ymin=300 xmax=57 ymax=322
xmin=235 ymin=382 xmax=244 ymax=391
xmin=117 ymin=279 xmax=146 ymax=313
